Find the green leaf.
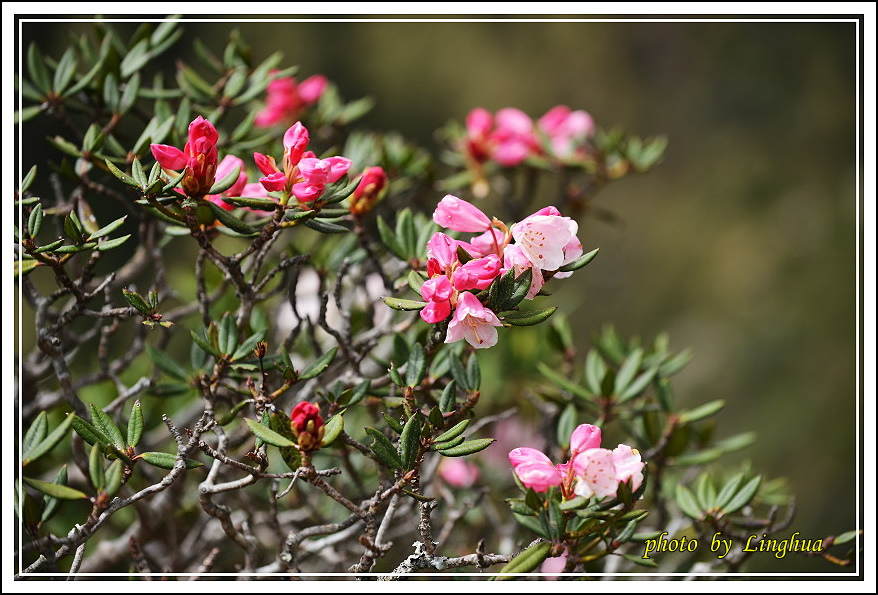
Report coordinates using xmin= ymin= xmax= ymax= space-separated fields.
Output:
xmin=103 ymin=459 xmax=124 ymax=497
xmin=299 ymin=346 xmax=338 ymax=380
xmin=206 ymin=164 xmax=241 ymax=196
xmin=613 ymin=347 xmax=642 ymax=396
xmin=127 ymin=400 xmax=143 ymax=448
xmin=27 ymin=203 xmax=44 ymax=238
xmin=558 ymin=247 xmax=599 ymax=272
xmin=138 ymin=451 xmax=203 ymax=469
xmin=495 ymin=541 xmax=552 ymax=578
xmin=559 ymin=495 xmax=590 ymax=512
xmin=621 ymin=553 xmax=658 ymax=568
xmin=105 ymin=159 xmax=140 ymax=187
xmin=27 ymin=43 xmax=51 ymax=94
xmin=245 ymin=418 xmax=296 ymax=448
xmin=438 ymin=380 xmax=457 ymax=413
xmin=675 ymin=484 xmax=703 ymax=519
xmin=435 ymin=438 xmax=495 ymax=457
xmin=221 ymin=196 xmax=278 ymax=210
xmin=87 ymin=215 xmax=128 ymax=241
xmin=230 ymin=330 xmax=266 ymax=363
xmin=398 ymin=415 xmax=422 ymax=470
xmin=122 ymin=288 xmax=152 ymax=316
xmin=96 ymin=234 xmax=131 ymax=252
xmin=405 ymin=343 xmax=426 ymax=387
xmin=537 ymin=362 xmax=591 ymax=401
xmin=64 ymin=210 xmax=84 ymax=243
xmin=721 ymin=475 xmax=761 ymax=514
xmin=377 ymin=215 xmax=407 ymax=260
xmin=502 ymin=306 xmax=557 ymax=326
xmin=395 ymin=208 xmax=416 ymax=259
xmin=21 ymin=165 xmax=37 ymax=193
xmin=678 ymin=400 xmax=725 ymax=424
xmin=322 ymin=414 xmax=344 ymax=447
xmin=88 ymin=403 xmax=125 ymax=449
xmin=146 ymin=345 xmax=190 ymax=381
xmin=506 ymin=268 xmax=533 ymax=311
xmin=466 ymin=353 xmax=481 ymax=391
xmin=23 ymin=477 xmax=88 ymax=500
xmin=556 ymin=403 xmax=578 ymax=450
xmin=40 ymin=466 xmax=68 ymax=523
xmin=832 ymin=530 xmax=861 ymax=546
xmin=89 ymin=443 xmax=106 ymax=491
xmin=206 ymin=200 xmax=259 ymax=235
xmin=381 ymin=296 xmax=427 ymax=311
xmin=70 ymin=415 xmax=112 ymax=447
xmin=618 ymin=367 xmax=658 ymax=401
xmin=23 ymin=413 xmax=74 ymax=466
xmin=407 ymin=269 xmax=427 ymax=294
xmin=365 ymin=427 xmax=402 ymax=469
xmin=22 ymin=412 xmax=48 ymax=462
xmin=304 ymin=218 xmax=350 ymax=234
xmin=714 ymin=431 xmax=756 ymax=454
xmin=434 ymin=419 xmax=470 ymax=444
xmin=16 ymin=104 xmax=43 ymax=124
xmin=694 ymin=473 xmax=717 ymax=512
xmin=715 ymin=473 xmax=745 ymax=511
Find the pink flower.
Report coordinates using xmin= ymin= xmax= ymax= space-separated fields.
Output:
xmin=491 ymin=107 xmax=539 ymax=167
xmin=444 ymin=291 xmax=502 ymax=349
xmin=502 ymin=244 xmax=545 ymax=300
xmin=254 ymin=74 xmax=328 ymax=128
xmin=508 ymin=447 xmax=562 ymax=493
xmin=538 ymin=105 xmax=595 ymax=161
xmin=572 ymin=443 xmax=644 ymax=500
xmin=426 ymin=232 xmax=461 ymax=270
xmin=464 ymin=107 xmax=494 ymax=163
xmin=459 ymin=228 xmax=506 ymax=258
xmin=433 ymin=195 xmax=493 ymax=233
xmin=419 ymin=276 xmax=454 ymax=323
xmin=150 ymin=115 xmax=219 ymax=198
xmin=290 ymin=401 xmax=325 ymax=452
xmin=540 ymin=551 xmax=568 ymax=578
xmin=438 ymin=458 xmax=480 ymax=488
xmin=255 ymin=122 xmax=350 ymax=202
xmin=420 ymin=300 xmax=452 ymax=324
xmin=451 ymin=254 xmax=502 ymax=291
xmin=511 ymin=211 xmax=579 ymax=271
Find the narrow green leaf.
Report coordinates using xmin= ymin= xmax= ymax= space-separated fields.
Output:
xmin=206 ymin=165 xmax=241 ymax=196
xmin=217 ymin=313 xmax=237 ymax=357
xmin=381 ymin=297 xmax=427 ymax=311
xmin=221 ymin=196 xmax=278 ymax=210
xmin=245 ymin=418 xmax=296 ymax=448
xmin=678 ymin=400 xmax=725 ymax=424
xmin=396 ymin=208 xmax=416 ymax=259
xmin=466 ymin=353 xmax=481 ymax=391
xmin=434 ymin=419 xmax=470 ymax=444
xmin=558 ymin=495 xmax=590 ymax=512
xmin=695 ymin=474 xmax=717 ymax=512
xmin=405 ymin=343 xmax=426 ymax=387
xmin=299 ymin=346 xmax=338 ymax=380
xmin=27 ymin=204 xmax=43 ymax=238
xmin=146 ymin=345 xmax=189 ymax=381
xmin=438 ymin=380 xmax=457 ymax=413
xmin=23 ymin=413 xmax=74 ymax=465
xmin=715 ymin=473 xmax=745 ymax=511
xmin=40 ymin=466 xmax=68 ymax=523
xmin=64 ymin=211 xmax=84 ymax=243
xmin=714 ymin=431 xmax=756 ymax=454
xmin=103 ymin=459 xmax=124 ymax=497
xmin=138 ymin=451 xmax=203 ymax=469
xmin=383 ymin=412 xmax=404 ymax=434
xmin=506 ymin=268 xmax=533 ymax=311
xmin=502 ymin=306 xmax=557 ymax=326
xmin=206 ymin=200 xmax=259 ymax=235
xmin=675 ymin=484 xmax=703 ymax=519
xmin=436 ymin=438 xmax=495 ymax=457
xmin=398 ymin=415 xmax=422 ymax=470
xmin=322 ymin=414 xmax=344 ymax=447
xmin=105 ymin=159 xmax=140 ymax=187
xmin=27 ymin=43 xmax=51 ymax=94
xmin=88 ymin=403 xmax=125 ymax=449
xmin=22 ymin=412 xmax=48 ymax=462
xmin=619 ymin=367 xmax=658 ymax=401
xmin=87 ymin=215 xmax=128 ymax=241
xmin=365 ymin=427 xmax=402 ymax=469
xmin=613 ymin=347 xmax=643 ymax=396
xmin=721 ymin=476 xmax=762 ymax=515
xmin=449 ymin=355 xmax=470 ymax=393
xmin=21 ymin=165 xmax=37 ymax=193
xmin=122 ymin=288 xmax=152 ymax=316
xmin=621 ymin=553 xmax=658 ymax=568
xmin=495 ymin=541 xmax=552 ymax=577
xmin=89 ymin=443 xmax=105 ymax=491
xmin=556 ymin=403 xmax=578 ymax=450
xmin=70 ymin=415 xmax=111 ymax=446
xmin=96 ymin=235 xmax=131 ymax=251
xmin=16 ymin=105 xmax=43 ymax=124
xmin=23 ymin=477 xmax=88 ymax=500
xmin=303 ymin=218 xmax=350 ymax=234
xmin=118 ymin=71 xmax=141 ymax=114
xmin=407 ymin=269 xmax=427 ymax=294
xmin=537 ymin=362 xmax=591 ymax=400
xmin=127 ymin=400 xmax=143 ymax=448
xmin=558 ymin=247 xmax=599 ymax=272
xmin=230 ymin=330 xmax=266 ymax=363
xmin=833 ymin=530 xmax=861 ymax=546
xmin=377 ymin=215 xmax=407 ymax=260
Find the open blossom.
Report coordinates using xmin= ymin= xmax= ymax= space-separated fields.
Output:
xmin=511 ymin=209 xmax=579 ymax=271
xmin=445 ymin=291 xmax=503 ymax=349
xmin=451 ymin=254 xmax=502 ymax=291
xmin=254 ymin=122 xmax=351 ymax=203
xmin=254 ymin=73 xmax=328 ymax=128
xmin=509 ymin=424 xmax=644 ymax=500
xmin=150 ymin=115 xmax=219 ymax=198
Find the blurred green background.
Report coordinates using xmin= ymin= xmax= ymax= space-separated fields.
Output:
xmin=20 ymin=16 xmax=858 ymax=573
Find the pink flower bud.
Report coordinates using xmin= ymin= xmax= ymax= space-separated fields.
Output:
xmin=290 ymin=402 xmax=325 ymax=452
xmin=253 ymin=152 xmax=280 ymax=176
xmin=297 ymin=74 xmax=328 ymax=103
xmin=260 ymin=172 xmax=287 ymax=193
xmin=451 ymin=254 xmax=501 ymax=291
xmin=420 ymin=299 xmax=451 ymax=323
xmin=283 ymin=122 xmax=311 ymax=167
xmin=150 ymin=144 xmax=187 ymax=170
xmin=433 ymin=195 xmax=492 ymax=233
xmin=569 ymin=424 xmax=602 ymax=455
xmin=420 ymin=275 xmax=453 ymax=303
xmin=350 ymin=166 xmax=388 ymax=216
xmin=508 ymin=447 xmax=563 ymax=493
xmin=426 ymin=232 xmax=460 ymax=271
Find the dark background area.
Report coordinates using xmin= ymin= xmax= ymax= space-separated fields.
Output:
xmin=18 ymin=15 xmax=860 ymax=574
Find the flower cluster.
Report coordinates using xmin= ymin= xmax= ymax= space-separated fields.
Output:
xmin=463 ymin=105 xmax=595 ymax=167
xmin=254 ymin=73 xmax=328 ymax=128
xmin=419 ymin=195 xmax=582 ymax=349
xmin=254 ymin=121 xmax=352 ymax=203
xmin=509 ymin=424 xmax=644 ymax=500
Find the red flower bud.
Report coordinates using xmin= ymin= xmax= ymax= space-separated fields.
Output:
xmin=349 ymin=166 xmax=388 ymax=216
xmin=290 ymin=402 xmax=325 ymax=452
